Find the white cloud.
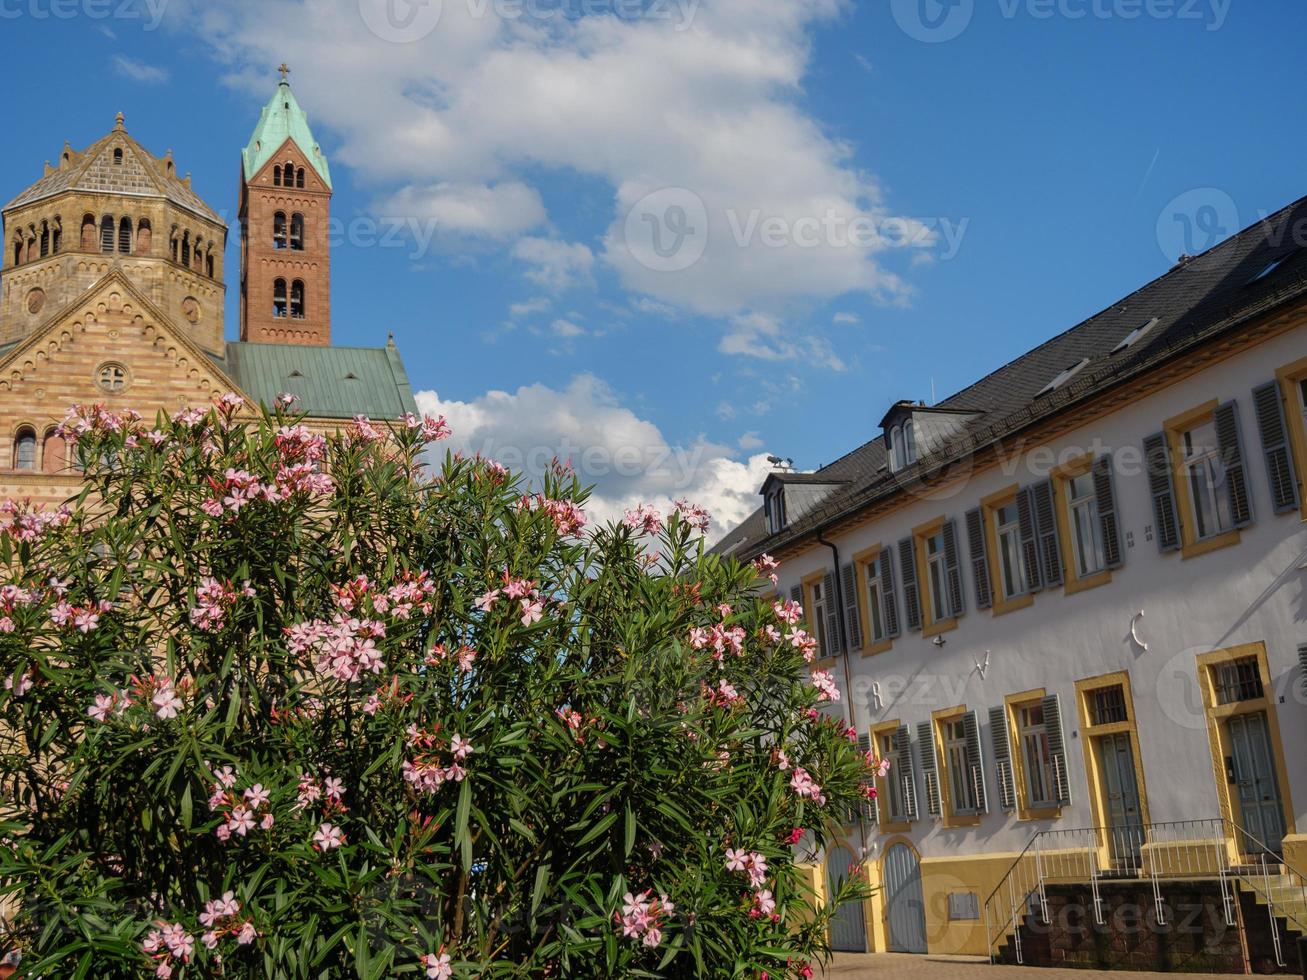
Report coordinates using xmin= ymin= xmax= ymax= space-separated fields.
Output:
xmin=169 ymin=0 xmax=917 ymax=318
xmin=113 ymin=55 xmax=169 ymax=84
xmin=738 ymin=431 xmax=763 ymax=450
xmin=833 ymin=311 xmax=860 ymax=325
xmin=379 ymin=181 xmax=546 ymax=239
xmin=414 ymin=375 xmax=769 ymax=542
xmin=509 ymin=297 xmax=551 ymax=318
xmin=551 ymin=318 xmax=585 ymax=338
xmin=512 ymin=238 xmax=596 ymax=291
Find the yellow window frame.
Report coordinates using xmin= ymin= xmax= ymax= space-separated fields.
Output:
xmin=1163 ymin=399 xmax=1241 ymax=560
xmin=1074 ymin=672 xmax=1151 ymax=840
xmin=913 ymin=516 xmax=958 ymax=639
xmin=852 ymin=544 xmax=893 ymax=656
xmin=1276 ymin=354 xmax=1307 ymax=521
xmin=980 ymin=484 xmax=1035 ymax=616
xmin=1050 ymin=453 xmax=1113 ymax=596
xmin=1004 ymin=687 xmax=1063 ymax=822
xmin=931 ymin=704 xmax=981 ymax=828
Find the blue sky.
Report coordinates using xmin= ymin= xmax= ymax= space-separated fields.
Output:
xmin=0 ymin=0 xmax=1300 ymax=535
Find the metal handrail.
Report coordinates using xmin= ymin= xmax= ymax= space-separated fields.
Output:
xmin=984 ymin=817 xmax=1307 ymax=967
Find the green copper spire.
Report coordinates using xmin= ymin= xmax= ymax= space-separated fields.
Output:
xmin=242 ymin=72 xmax=332 ymax=190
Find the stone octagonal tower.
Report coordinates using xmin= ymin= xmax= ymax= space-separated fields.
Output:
xmin=238 ymin=71 xmax=333 ymax=346
xmin=1 ymin=112 xmax=228 ymax=354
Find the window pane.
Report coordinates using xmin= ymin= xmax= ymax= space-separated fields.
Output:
xmin=866 ymin=576 xmax=884 ymax=642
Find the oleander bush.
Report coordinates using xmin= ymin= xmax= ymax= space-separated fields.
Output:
xmin=0 ymin=395 xmax=880 ymax=978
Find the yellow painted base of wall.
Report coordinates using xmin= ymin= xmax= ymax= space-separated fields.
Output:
xmin=917 ymin=852 xmax=1021 ymax=956
xmin=1282 ymin=834 xmax=1307 ymax=873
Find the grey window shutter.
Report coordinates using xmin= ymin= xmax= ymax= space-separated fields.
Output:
xmin=1299 ymin=644 xmax=1307 ymax=701
xmin=1092 ymin=455 xmax=1124 ymax=569
xmin=1041 ymin=693 xmax=1073 ymax=807
xmin=988 ymin=705 xmax=1018 ymax=811
xmin=1252 ymin=380 xmax=1301 ymax=514
xmin=840 ymin=562 xmax=863 ymax=652
xmin=894 ymin=725 xmax=917 ymax=821
xmin=962 ymin=709 xmax=988 ymax=814
xmin=878 ymin=550 xmax=901 ymax=639
xmin=1214 ymin=400 xmax=1253 ymax=528
xmin=965 ymin=507 xmax=993 ymax=611
xmin=857 ymin=733 xmax=879 ymax=823
xmin=1015 ymin=486 xmax=1043 ymax=592
xmin=822 ymin=569 xmax=841 ymax=656
xmin=1143 ymin=432 xmax=1181 ymax=552
xmin=941 ymin=518 xmax=965 ymax=617
xmin=1031 ymin=480 xmax=1064 ymax=588
xmin=916 ymin=721 xmax=942 ymax=817
xmin=788 ymin=584 xmax=804 ymax=616
xmin=898 ymin=537 xmax=922 ymax=631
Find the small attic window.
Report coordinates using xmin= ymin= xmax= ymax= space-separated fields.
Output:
xmin=1111 ymin=317 xmax=1160 ymax=355
xmin=287 ymin=369 xmax=304 ymax=378
xmin=1038 ymin=357 xmax=1090 ymax=396
xmin=888 ymin=419 xmax=917 ymax=472
xmin=344 ymin=372 xmax=359 ymax=380
xmin=1248 ymin=251 xmax=1296 ymax=285
xmin=113 ymin=148 xmax=123 ymax=165
xmin=765 ymin=488 xmax=787 ymax=534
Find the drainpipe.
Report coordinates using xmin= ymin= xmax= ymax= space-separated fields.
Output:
xmin=817 ymin=532 xmax=872 ymax=873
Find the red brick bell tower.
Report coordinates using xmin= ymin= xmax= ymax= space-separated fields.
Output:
xmin=239 ymin=66 xmax=333 ymax=346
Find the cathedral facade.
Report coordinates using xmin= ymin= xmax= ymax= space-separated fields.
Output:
xmin=0 ymin=75 xmax=417 ymax=506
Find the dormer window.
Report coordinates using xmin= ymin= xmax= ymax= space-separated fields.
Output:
xmin=889 ymin=419 xmax=917 ymax=473
xmin=766 ymin=488 xmax=787 ymax=533
xmin=1038 ymin=357 xmax=1091 ymax=397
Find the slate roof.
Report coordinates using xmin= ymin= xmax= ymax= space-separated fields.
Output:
xmin=242 ymin=81 xmax=333 ymax=189
xmin=218 ymin=339 xmax=417 ymax=419
xmin=714 ymin=194 xmax=1307 ymax=561
xmin=4 ymin=119 xmax=221 ymax=223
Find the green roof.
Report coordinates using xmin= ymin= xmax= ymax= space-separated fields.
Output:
xmin=242 ymin=81 xmax=332 ymax=189
xmin=221 ymin=340 xmax=417 ymax=420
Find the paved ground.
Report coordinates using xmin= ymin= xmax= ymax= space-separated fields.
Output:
xmin=818 ymin=953 xmax=1237 ymax=978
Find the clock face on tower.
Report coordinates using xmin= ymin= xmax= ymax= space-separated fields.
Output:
xmin=182 ymin=296 xmax=201 ymax=325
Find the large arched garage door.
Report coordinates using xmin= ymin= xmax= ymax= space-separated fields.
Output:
xmin=882 ymin=842 xmax=927 ymax=953
xmin=826 ymin=846 xmax=867 ymax=952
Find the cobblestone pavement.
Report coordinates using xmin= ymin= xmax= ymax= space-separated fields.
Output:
xmin=818 ymin=953 xmax=1237 ymax=978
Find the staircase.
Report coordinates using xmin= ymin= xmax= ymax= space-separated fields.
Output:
xmin=984 ymin=819 xmax=1307 ymax=972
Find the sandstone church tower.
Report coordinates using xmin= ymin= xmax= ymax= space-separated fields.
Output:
xmin=239 ymin=67 xmax=333 ymax=346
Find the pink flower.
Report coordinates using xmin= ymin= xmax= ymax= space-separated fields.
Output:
xmin=228 ymin=806 xmax=255 ymax=837
xmin=236 ymin=921 xmax=257 ymax=945
xmin=4 ymin=672 xmax=32 ymax=696
xmin=810 ymin=669 xmax=841 ymax=703
xmin=520 ymin=597 xmax=544 ymax=626
xmin=243 ymin=784 xmax=269 ymax=808
xmin=421 ymin=950 xmax=453 ymax=979
xmin=88 ymin=693 xmax=114 ymax=722
xmin=153 ymin=685 xmax=182 ymax=720
xmin=622 ymin=504 xmax=662 ymax=536
xmin=314 ymin=822 xmax=344 ymax=851
xmin=473 ymin=589 xmax=499 ymax=612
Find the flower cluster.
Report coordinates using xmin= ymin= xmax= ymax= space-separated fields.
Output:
xmin=201 ymin=462 xmax=333 ymax=517
xmin=788 ymin=767 xmax=826 ymax=806
xmin=688 ymin=622 xmax=746 ymax=664
xmin=402 ymin=726 xmax=475 ymax=794
xmin=622 ymin=504 xmax=662 ymax=536
xmin=55 ymin=403 xmax=140 ymax=444
xmin=273 ymin=423 xmax=327 ymax=464
xmin=725 ymin=847 xmax=769 ymax=889
xmin=189 ymin=576 xmax=254 ymax=632
xmin=425 ymin=642 xmax=476 ymax=673
xmin=401 ymin=412 xmax=453 ymax=443
xmin=420 ymin=949 xmax=454 ymax=979
xmin=672 ymin=499 xmax=711 ymax=533
xmin=752 ymin=553 xmax=779 ymax=585
xmin=0 ymin=582 xmax=43 ymax=632
xmin=520 ymin=494 xmax=587 ymax=537
xmin=286 ymin=614 xmax=386 ymax=683
xmin=142 ymin=921 xmax=194 ymax=978
xmin=199 ymin=891 xmax=256 ymax=950
xmin=0 ymin=499 xmax=72 ymax=543
xmin=333 ymin=571 xmax=435 ymax=621
xmin=474 ymin=572 xmax=545 ymax=627
xmin=809 ymin=669 xmax=841 ymax=703
xmin=208 ymin=767 xmax=276 ymax=842
xmin=617 ymin=890 xmax=674 ymax=948
xmin=49 ymin=597 xmax=112 ymax=633
xmin=702 ymin=677 xmax=744 ymax=709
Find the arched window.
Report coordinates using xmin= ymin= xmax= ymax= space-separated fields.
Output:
xmin=25 ymin=231 xmax=35 ymax=263
xmin=113 ymin=148 xmax=123 ymax=165
xmin=273 ymin=278 xmax=288 ymax=318
xmin=889 ymin=425 xmax=904 ymax=472
xmin=290 ymin=213 xmax=304 ymax=251
xmin=273 ymin=211 xmax=287 ymax=249
xmin=903 ymin=419 xmax=917 ymax=466
xmin=51 ymin=218 xmax=61 ymax=254
xmin=286 ymin=160 xmax=295 ymax=181
xmin=136 ymin=218 xmax=152 ymax=254
xmin=206 ymin=252 xmax=215 ymax=278
xmin=273 ymin=165 xmax=282 ymax=187
xmin=296 ymin=168 xmax=305 ymax=188
xmin=81 ymin=214 xmax=97 ymax=251
xmin=13 ymin=427 xmax=36 ymax=471
xmin=39 ymin=221 xmax=49 ymax=258
xmin=12 ymin=239 xmax=21 ymax=267
xmin=192 ymin=238 xmax=203 ymax=270
xmin=100 ymin=215 xmax=115 ymax=253
xmin=118 ymin=216 xmax=132 ymax=254
xmin=290 ymin=280 xmax=305 ymax=319
xmin=181 ymin=231 xmax=190 ymax=268
xmin=42 ymin=428 xmax=65 ymax=474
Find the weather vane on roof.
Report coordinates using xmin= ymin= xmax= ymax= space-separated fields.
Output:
xmin=278 ymin=63 xmax=291 ymax=82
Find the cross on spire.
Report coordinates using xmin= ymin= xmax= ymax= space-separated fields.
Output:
xmin=278 ymin=62 xmax=291 ymax=82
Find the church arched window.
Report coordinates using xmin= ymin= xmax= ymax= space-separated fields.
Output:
xmin=42 ymin=428 xmax=65 ymax=474
xmin=13 ymin=427 xmax=36 ymax=471
xmin=81 ymin=214 xmax=97 ymax=251
xmin=118 ymin=216 xmax=132 ymax=254
xmin=273 ymin=165 xmax=282 ymax=187
xmin=206 ymin=251 xmax=215 ymax=278
xmin=113 ymin=148 xmax=123 ymax=165
xmin=51 ymin=217 xmax=61 ymax=254
xmin=12 ymin=239 xmax=21 ymax=267
xmin=181 ymin=231 xmax=190 ymax=268
xmin=273 ymin=212 xmax=287 ymax=249
xmin=136 ymin=218 xmax=152 ymax=254
xmin=192 ymin=238 xmax=203 ymax=271
xmin=290 ymin=280 xmax=305 ymax=319
xmin=100 ymin=216 xmax=115 ymax=253
xmin=290 ymin=213 xmax=304 ymax=251
xmin=296 ymin=168 xmax=305 ymax=189
xmin=39 ymin=221 xmax=49 ymax=258
xmin=273 ymin=279 xmax=288 ymax=318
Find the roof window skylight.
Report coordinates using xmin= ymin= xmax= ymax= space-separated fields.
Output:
xmin=1111 ymin=317 xmax=1160 ymax=355
xmin=1248 ymin=251 xmax=1296 ymax=285
xmin=1037 ymin=357 xmax=1091 ymax=396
